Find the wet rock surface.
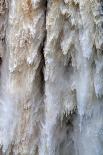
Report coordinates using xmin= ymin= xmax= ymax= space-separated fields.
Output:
xmin=0 ymin=0 xmax=103 ymax=155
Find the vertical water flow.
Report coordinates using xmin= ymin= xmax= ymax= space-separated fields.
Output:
xmin=77 ymin=58 xmax=92 ymax=131
xmin=76 ymin=45 xmax=94 ymax=155
xmin=0 ymin=0 xmax=17 ymax=153
xmin=74 ymin=1 xmax=92 ymax=154
xmin=74 ymin=1 xmax=103 ymax=155
xmin=0 ymin=0 xmax=103 ymax=155
xmin=39 ymin=1 xmax=65 ymax=154
xmin=77 ymin=0 xmax=94 ymax=118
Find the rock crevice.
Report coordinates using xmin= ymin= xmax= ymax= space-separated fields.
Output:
xmin=0 ymin=0 xmax=103 ymax=155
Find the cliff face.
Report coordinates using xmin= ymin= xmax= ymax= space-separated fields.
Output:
xmin=0 ymin=0 xmax=103 ymax=155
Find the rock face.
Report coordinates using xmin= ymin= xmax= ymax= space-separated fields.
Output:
xmin=0 ymin=0 xmax=103 ymax=155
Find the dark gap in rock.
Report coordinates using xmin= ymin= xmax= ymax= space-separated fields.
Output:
xmin=0 ymin=146 xmax=2 ymax=155
xmin=39 ymin=40 xmax=45 ymax=95
xmin=71 ymin=1 xmax=79 ymax=8
xmin=99 ymin=0 xmax=103 ymax=16
xmin=68 ymin=55 xmax=72 ymax=67
xmin=101 ymin=22 xmax=103 ymax=29
xmin=39 ymin=0 xmax=47 ymax=95
xmin=1 ymin=38 xmax=5 ymax=43
xmin=0 ymin=57 xmax=2 ymax=66
xmin=58 ymin=109 xmax=77 ymax=155
xmin=64 ymin=54 xmax=73 ymax=75
xmin=62 ymin=109 xmax=77 ymax=128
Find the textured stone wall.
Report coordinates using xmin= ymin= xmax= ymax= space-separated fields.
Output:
xmin=0 ymin=0 xmax=103 ymax=155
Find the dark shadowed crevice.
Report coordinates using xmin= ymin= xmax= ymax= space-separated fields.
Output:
xmin=39 ymin=0 xmax=47 ymax=96
xmin=58 ymin=109 xmax=77 ymax=155
xmin=0 ymin=146 xmax=2 ymax=155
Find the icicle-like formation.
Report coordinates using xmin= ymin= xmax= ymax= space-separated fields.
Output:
xmin=0 ymin=0 xmax=103 ymax=155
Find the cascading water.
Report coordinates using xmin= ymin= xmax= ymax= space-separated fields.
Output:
xmin=0 ymin=0 xmax=103 ymax=155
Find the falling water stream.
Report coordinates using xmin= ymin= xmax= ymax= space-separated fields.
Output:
xmin=0 ymin=0 xmax=103 ymax=155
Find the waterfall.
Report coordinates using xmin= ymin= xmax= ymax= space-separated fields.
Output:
xmin=0 ymin=0 xmax=103 ymax=155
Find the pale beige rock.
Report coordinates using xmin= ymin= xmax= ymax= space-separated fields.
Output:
xmin=0 ymin=0 xmax=103 ymax=155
